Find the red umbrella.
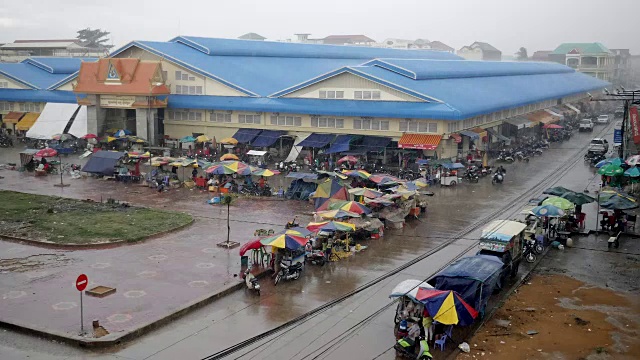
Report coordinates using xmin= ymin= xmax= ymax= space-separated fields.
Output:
xmin=239 ymin=239 xmax=264 ymax=256
xmin=35 ymin=148 xmax=58 ymax=158
xmin=543 ymin=124 xmax=563 ymax=129
xmin=82 ymin=133 xmax=98 ymax=139
xmin=337 ymin=155 xmax=358 ymax=165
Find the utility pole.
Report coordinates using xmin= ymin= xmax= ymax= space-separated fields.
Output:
xmin=594 ymin=88 xmax=639 ymax=158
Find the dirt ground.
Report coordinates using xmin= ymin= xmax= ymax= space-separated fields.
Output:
xmin=456 ymin=274 xmax=640 ymax=360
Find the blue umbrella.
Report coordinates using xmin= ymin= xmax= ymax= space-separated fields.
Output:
xmin=180 ymin=135 xmax=196 ymax=143
xmin=595 ymin=157 xmax=623 ymax=168
xmin=624 ymin=167 xmax=640 ymax=177
xmin=531 ymin=204 xmax=565 ymax=217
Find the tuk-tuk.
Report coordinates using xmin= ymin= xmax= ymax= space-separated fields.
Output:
xmin=478 ymin=219 xmax=527 ymax=283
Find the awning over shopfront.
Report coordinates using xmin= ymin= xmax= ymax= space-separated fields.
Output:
xmin=459 ymin=130 xmax=480 ymax=140
xmin=82 ymin=150 xmax=126 ymax=176
xmin=26 ymin=103 xmax=79 ymax=139
xmin=2 ymin=111 xmax=24 ymax=124
xmin=16 ymin=112 xmax=40 ymax=131
xmin=325 ymin=135 xmax=353 ymax=154
xmin=250 ymin=130 xmax=285 ymax=147
xmin=504 ymin=117 xmax=533 ymax=129
xmin=449 ymin=133 xmax=462 ymax=143
xmin=361 ymin=136 xmax=391 ymax=151
xmin=232 ymin=128 xmax=262 ymax=144
xmin=398 ymin=134 xmax=442 ymax=150
xmin=565 ymin=104 xmax=581 ymax=114
xmin=528 ymin=110 xmax=558 ymax=125
xmin=296 ymin=133 xmax=335 ymax=148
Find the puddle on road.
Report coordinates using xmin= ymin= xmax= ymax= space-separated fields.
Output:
xmin=0 ymin=254 xmax=72 ymax=273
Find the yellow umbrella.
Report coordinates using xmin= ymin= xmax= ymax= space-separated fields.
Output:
xmin=219 ymin=137 xmax=239 ymax=145
xmin=220 ymin=153 xmax=239 ymax=161
xmin=196 ymin=135 xmax=211 ymax=143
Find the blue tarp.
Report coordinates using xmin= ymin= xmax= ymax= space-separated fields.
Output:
xmin=81 ymin=151 xmax=125 ymax=176
xmin=442 ymin=162 xmax=465 ymax=169
xmin=429 ymin=255 xmax=503 ymax=313
xmin=250 ymin=130 xmax=284 ymax=147
xmin=459 ymin=130 xmax=480 ymax=140
xmin=325 ymin=135 xmax=353 ymax=154
xmin=361 ymin=136 xmax=391 ymax=152
xmin=232 ymin=128 xmax=262 ymax=144
xmin=285 ymin=172 xmax=318 ymax=180
xmin=297 ymin=133 xmax=335 ymax=148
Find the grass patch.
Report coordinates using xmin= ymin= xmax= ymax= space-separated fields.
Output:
xmin=0 ymin=190 xmax=193 ymax=244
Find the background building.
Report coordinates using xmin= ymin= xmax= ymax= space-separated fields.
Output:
xmin=457 ymin=42 xmax=502 ymax=61
xmin=549 ymin=43 xmax=614 ymax=82
xmin=0 ymin=39 xmax=106 ymax=63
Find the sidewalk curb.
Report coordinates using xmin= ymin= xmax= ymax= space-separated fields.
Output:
xmin=0 ymin=268 xmax=272 ymax=348
xmin=0 ymin=217 xmax=195 ymax=250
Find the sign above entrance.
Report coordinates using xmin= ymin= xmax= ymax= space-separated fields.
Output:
xmin=100 ymin=95 xmax=136 ymax=108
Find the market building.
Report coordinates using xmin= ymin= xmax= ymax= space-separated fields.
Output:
xmin=1 ymin=36 xmax=608 ymax=162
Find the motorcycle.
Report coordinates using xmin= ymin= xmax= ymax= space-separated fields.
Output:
xmin=497 ymin=151 xmax=514 ymax=163
xmin=274 ymin=261 xmax=303 ymax=285
xmin=395 ymin=337 xmax=432 ymax=359
xmin=306 ymin=250 xmax=326 ymax=266
xmin=523 ymin=238 xmax=537 ymax=263
xmin=465 ymin=169 xmax=479 ymax=183
xmin=492 ymin=171 xmax=504 ymax=184
xmin=515 ymin=151 xmax=530 ymax=162
xmin=243 ymin=268 xmax=260 ymax=296
xmin=480 ymin=166 xmax=492 ymax=177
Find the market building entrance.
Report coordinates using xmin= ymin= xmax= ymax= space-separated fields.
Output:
xmin=73 ymin=58 xmax=170 ymax=144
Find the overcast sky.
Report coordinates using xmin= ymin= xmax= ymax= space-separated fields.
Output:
xmin=1 ymin=0 xmax=637 ymax=55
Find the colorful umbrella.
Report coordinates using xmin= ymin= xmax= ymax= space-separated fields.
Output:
xmin=560 ymin=192 xmax=595 ymax=206
xmin=531 ymin=204 xmax=565 ymax=217
xmin=114 ymin=129 xmax=132 ymax=137
xmin=542 ymin=186 xmax=573 ymax=196
xmin=342 ymin=169 xmax=371 ymax=179
xmin=260 ymin=234 xmax=307 ymax=250
xmin=251 ymin=168 xmax=279 ymax=177
xmin=348 ymin=187 xmax=383 ymax=198
xmin=626 ymin=155 xmax=640 ymax=167
xmin=409 ymin=179 xmax=429 ymax=188
xmin=306 ymin=221 xmax=356 ymax=233
xmin=595 ymin=158 xmax=623 ymax=168
xmin=180 ymin=136 xmax=196 ymax=143
xmin=100 ymin=136 xmax=117 ymax=143
xmin=329 ymin=200 xmax=372 ymax=215
xmin=542 ymin=196 xmax=574 ymax=210
xmin=312 ymin=178 xmax=348 ymax=198
xmin=219 ymin=137 xmax=239 ymax=145
xmin=543 ymin=124 xmax=563 ymax=129
xmin=127 ymin=151 xmax=151 ymax=159
xmin=196 ymin=135 xmax=211 ymax=143
xmin=316 ymin=209 xmax=361 ymax=220
xmin=51 ymin=133 xmax=75 ymax=141
xmin=35 ymin=148 xmax=58 ymax=158
xmin=624 ymin=166 xmax=640 ymax=177
xmin=415 ymin=288 xmax=478 ymax=326
xmin=597 ymin=164 xmax=624 ymax=176
xmin=277 ymin=227 xmax=313 ymax=237
xmin=220 ymin=153 xmax=239 ymax=161
xmin=337 ymin=155 xmax=358 ymax=165
xmin=81 ymin=133 xmax=98 ymax=139
xmin=126 ymin=135 xmax=147 ymax=143
xmin=369 ymin=174 xmax=400 ymax=185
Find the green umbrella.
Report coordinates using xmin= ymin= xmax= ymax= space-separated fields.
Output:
xmin=597 ymin=164 xmax=624 ymax=176
xmin=600 ymin=195 xmax=638 ymax=210
xmin=542 ymin=186 xmax=573 ymax=196
xmin=542 ymin=196 xmax=574 ymax=210
xmin=560 ymin=192 xmax=595 ymax=206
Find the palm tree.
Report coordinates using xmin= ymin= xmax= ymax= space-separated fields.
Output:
xmin=515 ymin=47 xmax=528 ymax=61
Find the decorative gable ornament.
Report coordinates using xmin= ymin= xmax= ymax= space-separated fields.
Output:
xmin=107 ymin=62 xmax=120 ymax=80
xmin=568 ymin=49 xmax=580 ymax=55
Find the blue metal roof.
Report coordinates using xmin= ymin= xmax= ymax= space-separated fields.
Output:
xmin=363 ymin=59 xmax=573 ymax=80
xmin=168 ymin=95 xmax=459 ymax=120
xmin=0 ymin=89 xmax=76 ymax=103
xmin=0 ymin=57 xmax=92 ymax=90
xmin=250 ymin=130 xmax=284 ymax=147
xmin=325 ymin=135 xmax=353 ymax=154
xmin=22 ymin=57 xmax=97 ymax=74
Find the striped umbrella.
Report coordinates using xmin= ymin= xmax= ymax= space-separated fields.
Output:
xmin=415 ymin=288 xmax=478 ymax=326
xmin=316 ymin=209 xmax=361 ymax=220
xmin=260 ymin=234 xmax=307 ymax=250
xmin=342 ymin=169 xmax=371 ymax=179
xmin=348 ymin=187 xmax=383 ymax=198
xmin=306 ymin=221 xmax=356 ymax=232
xmin=329 ymin=200 xmax=372 ymax=215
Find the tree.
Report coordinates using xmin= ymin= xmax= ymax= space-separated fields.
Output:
xmin=76 ymin=28 xmax=113 ymax=50
xmin=515 ymin=47 xmax=528 ymax=61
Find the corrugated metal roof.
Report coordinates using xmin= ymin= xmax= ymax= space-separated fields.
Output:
xmin=552 ymin=43 xmax=612 ymax=55
xmin=0 ymin=57 xmax=92 ymax=89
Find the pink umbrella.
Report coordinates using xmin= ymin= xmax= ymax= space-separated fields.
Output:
xmin=543 ymin=124 xmax=563 ymax=129
xmin=337 ymin=155 xmax=358 ymax=165
xmin=35 ymin=148 xmax=58 ymax=158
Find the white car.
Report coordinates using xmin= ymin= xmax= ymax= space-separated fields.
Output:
xmin=578 ymin=119 xmax=594 ymax=132
xmin=596 ymin=114 xmax=610 ymax=124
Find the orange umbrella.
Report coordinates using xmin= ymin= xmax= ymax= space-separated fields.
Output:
xmin=220 ymin=153 xmax=240 ymax=161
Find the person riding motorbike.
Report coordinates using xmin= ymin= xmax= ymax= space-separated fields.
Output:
xmin=496 ymin=165 xmax=506 ymax=175
xmin=285 ymin=216 xmax=299 ymax=229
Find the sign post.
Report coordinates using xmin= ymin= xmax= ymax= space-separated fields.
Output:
xmin=76 ymin=274 xmax=88 ymax=334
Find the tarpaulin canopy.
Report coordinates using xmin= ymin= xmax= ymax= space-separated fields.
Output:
xmin=360 ymin=136 xmax=391 ymax=152
xmin=459 ymin=130 xmax=480 ymax=140
xmin=232 ymin=128 xmax=262 ymax=144
xmin=398 ymin=134 xmax=442 ymax=150
xmin=297 ymin=133 xmax=335 ymax=148
xmin=325 ymin=135 xmax=353 ymax=154
xmin=81 ymin=151 xmax=126 ymax=176
xmin=250 ymin=130 xmax=284 ymax=147
xmin=16 ymin=112 xmax=40 ymax=131
xmin=285 ymin=172 xmax=318 ymax=180
xmin=26 ymin=103 xmax=79 ymax=139
xmin=2 ymin=111 xmax=24 ymax=124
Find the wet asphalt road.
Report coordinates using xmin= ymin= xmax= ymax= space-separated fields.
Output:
xmin=0 ymin=120 xmax=619 ymax=360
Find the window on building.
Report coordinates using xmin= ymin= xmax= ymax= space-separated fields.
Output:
xmin=19 ymin=103 xmax=40 ymax=112
xmin=0 ymin=81 xmax=8 ymax=88
xmin=169 ymin=109 xmax=202 ymax=121
xmin=463 ymin=119 xmax=473 ymax=129
xmin=175 ymin=70 xmax=195 ymax=81
xmin=447 ymin=122 xmax=460 ymax=133
xmin=239 ymin=114 xmax=261 ymax=124
xmin=319 ymin=91 xmax=326 ymax=98
xmin=319 ymin=90 xmax=344 ymax=99
xmin=0 ymin=102 xmax=13 ymax=111
xmin=336 ymin=91 xmax=344 ymax=99
xmin=269 ymin=115 xmax=302 ymax=126
xmin=399 ymin=119 xmax=437 ymax=133
xmin=312 ymin=117 xmax=344 ymax=128
xmin=354 ymin=91 xmax=363 ymax=100
xmin=372 ymin=91 xmax=381 ymax=100
xmin=354 ymin=90 xmax=381 ymax=100
xmin=210 ymin=112 xmax=232 ymax=123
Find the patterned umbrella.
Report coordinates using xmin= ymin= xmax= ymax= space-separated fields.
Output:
xmin=329 ymin=200 xmax=372 ymax=214
xmin=415 ymin=288 xmax=478 ymax=326
xmin=127 ymin=151 xmax=151 ymax=159
xmin=220 ymin=153 xmax=239 ymax=161
xmin=35 ymin=148 xmax=58 ymax=158
xmin=277 ymin=227 xmax=313 ymax=237
xmin=337 ymin=155 xmax=358 ymax=165
xmin=125 ymin=135 xmax=147 ymax=143
xmin=369 ymin=174 xmax=400 ymax=185
xmin=531 ymin=204 xmax=565 ymax=217
xmin=342 ymin=169 xmax=371 ymax=179
xmin=260 ymin=234 xmax=307 ymax=250
xmin=348 ymin=187 xmax=383 ymax=198
xmin=542 ymin=196 xmax=575 ymax=210
xmin=316 ymin=209 xmax=361 ymax=220
xmin=180 ymin=136 xmax=196 ymax=143
xmin=306 ymin=221 xmax=356 ymax=232
xmin=597 ymin=164 xmax=624 ymax=176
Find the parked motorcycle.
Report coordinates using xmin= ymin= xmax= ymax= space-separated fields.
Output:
xmin=514 ymin=151 xmax=530 ymax=162
xmin=243 ymin=268 xmax=260 ymax=296
xmin=274 ymin=261 xmax=303 ymax=285
xmin=523 ymin=238 xmax=537 ymax=263
xmin=306 ymin=250 xmax=326 ymax=266
xmin=497 ymin=151 xmax=514 ymax=163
